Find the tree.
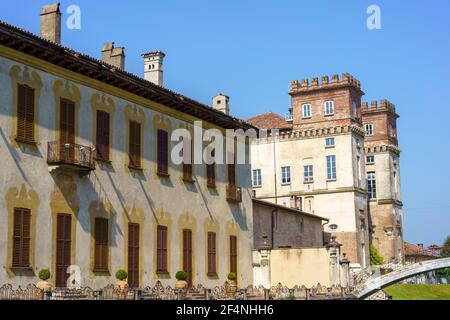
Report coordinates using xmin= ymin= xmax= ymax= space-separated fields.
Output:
xmin=441 ymin=236 xmax=450 ymax=257
xmin=370 ymin=244 xmax=384 ymax=265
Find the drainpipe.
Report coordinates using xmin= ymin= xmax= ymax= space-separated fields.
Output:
xmin=272 ymin=131 xmax=278 ymax=205
xmin=322 ymin=220 xmax=329 ymax=246
xmin=271 ymin=209 xmax=277 ymax=248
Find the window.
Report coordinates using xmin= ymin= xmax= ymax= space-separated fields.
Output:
xmin=364 ymin=123 xmax=374 ymax=136
xmin=302 ymin=104 xmax=312 ymax=118
xmin=304 ymin=165 xmax=313 ymax=183
xmin=366 ymin=155 xmax=375 ymax=164
xmin=16 ymin=84 xmax=35 ymax=143
xmin=12 ymin=208 xmax=31 ymax=268
xmin=182 ymin=138 xmax=193 ymax=181
xmin=326 ymin=155 xmax=337 ymax=180
xmin=94 ymin=218 xmax=109 ymax=271
xmin=228 ymin=163 xmax=236 ymax=186
xmin=324 ymin=101 xmax=334 ymax=115
xmin=252 ymin=169 xmax=262 ymax=187
xmin=206 ymin=150 xmax=216 ymax=187
xmin=207 ymin=232 xmax=217 ymax=275
xmin=281 ymin=166 xmax=291 ymax=184
xmin=367 ymin=172 xmax=377 ymax=199
xmin=157 ymin=129 xmax=169 ymax=175
xmin=352 ymin=101 xmax=358 ymax=117
xmin=96 ymin=110 xmax=110 ymax=161
xmin=229 ymin=236 xmax=237 ymax=274
xmin=357 ymin=156 xmax=362 ymax=182
xmin=129 ymin=121 xmax=141 ymax=168
xmin=156 ymin=226 xmax=168 ymax=272
xmin=325 ymin=137 xmax=335 ymax=148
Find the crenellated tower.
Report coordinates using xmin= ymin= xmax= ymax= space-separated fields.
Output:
xmin=362 ymin=100 xmax=404 ymax=264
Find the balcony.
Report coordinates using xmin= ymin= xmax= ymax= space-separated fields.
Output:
xmin=285 ymin=112 xmax=293 ymax=122
xmin=47 ymin=141 xmax=95 ymax=173
xmin=226 ymin=184 xmax=242 ymax=203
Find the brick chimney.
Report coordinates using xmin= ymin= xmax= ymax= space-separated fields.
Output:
xmin=40 ymin=3 xmax=61 ymax=44
xmin=102 ymin=42 xmax=125 ymax=70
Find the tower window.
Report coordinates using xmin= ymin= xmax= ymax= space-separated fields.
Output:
xmin=324 ymin=101 xmax=334 ymax=115
xmin=325 ymin=137 xmax=335 ymax=148
xmin=281 ymin=166 xmax=291 ymax=184
xmin=326 ymin=155 xmax=337 ymax=180
xmin=367 ymin=172 xmax=377 ymax=199
xmin=304 ymin=165 xmax=313 ymax=183
xmin=366 ymin=155 xmax=375 ymax=164
xmin=252 ymin=169 xmax=262 ymax=187
xmin=302 ymin=104 xmax=312 ymax=118
xmin=365 ymin=123 xmax=374 ymax=136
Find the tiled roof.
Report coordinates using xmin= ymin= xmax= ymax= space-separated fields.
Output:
xmin=404 ymin=242 xmax=440 ymax=258
xmin=246 ymin=112 xmax=292 ymax=130
xmin=0 ymin=19 xmax=254 ymax=131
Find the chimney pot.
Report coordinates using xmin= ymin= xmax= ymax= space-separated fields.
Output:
xmin=40 ymin=3 xmax=61 ymax=44
xmin=142 ymin=51 xmax=165 ymax=86
xmin=102 ymin=42 xmax=125 ymax=70
xmin=212 ymin=93 xmax=230 ymax=115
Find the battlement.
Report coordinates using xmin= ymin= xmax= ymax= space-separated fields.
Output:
xmin=290 ymin=73 xmax=361 ymax=93
xmin=362 ymin=99 xmax=397 ymax=114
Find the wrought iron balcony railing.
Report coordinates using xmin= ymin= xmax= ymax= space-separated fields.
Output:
xmin=226 ymin=184 xmax=242 ymax=203
xmin=47 ymin=141 xmax=95 ymax=171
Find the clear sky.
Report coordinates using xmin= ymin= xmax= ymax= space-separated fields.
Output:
xmin=1 ymin=0 xmax=449 ymax=247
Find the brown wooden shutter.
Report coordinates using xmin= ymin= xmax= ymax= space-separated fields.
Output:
xmin=230 ymin=235 xmax=237 ymax=274
xmin=25 ymin=86 xmax=34 ymax=141
xmin=228 ymin=164 xmax=236 ymax=186
xmin=182 ymin=229 xmax=193 ymax=285
xmin=157 ymin=129 xmax=169 ymax=174
xmin=60 ymin=99 xmax=75 ymax=162
xmin=157 ymin=225 xmax=168 ymax=272
xmin=129 ymin=121 xmax=141 ymax=168
xmin=96 ymin=111 xmax=110 ymax=161
xmin=12 ymin=208 xmax=31 ymax=268
xmin=128 ymin=223 xmax=140 ymax=288
xmin=94 ymin=218 xmax=109 ymax=271
xmin=17 ymin=84 xmax=35 ymax=142
xmin=56 ymin=214 xmax=72 ymax=288
xmin=207 ymin=232 xmax=216 ymax=274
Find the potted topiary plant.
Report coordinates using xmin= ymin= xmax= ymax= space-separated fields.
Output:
xmin=115 ymin=269 xmax=128 ymax=299
xmin=36 ymin=269 xmax=52 ymax=300
xmin=175 ymin=271 xmax=189 ymax=295
xmin=225 ymin=272 xmax=238 ymax=297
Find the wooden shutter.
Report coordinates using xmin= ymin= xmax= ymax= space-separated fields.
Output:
xmin=157 ymin=129 xmax=169 ymax=174
xmin=60 ymin=99 xmax=75 ymax=162
xmin=94 ymin=218 xmax=109 ymax=271
xmin=56 ymin=214 xmax=71 ymax=288
xmin=157 ymin=226 xmax=168 ymax=272
xmin=96 ymin=111 xmax=110 ymax=161
xmin=230 ymin=236 xmax=237 ymax=274
xmin=228 ymin=164 xmax=236 ymax=186
xmin=182 ymin=229 xmax=192 ymax=285
xmin=207 ymin=232 xmax=216 ymax=274
xmin=16 ymin=84 xmax=35 ymax=142
xmin=129 ymin=121 xmax=141 ymax=168
xmin=12 ymin=208 xmax=31 ymax=268
xmin=128 ymin=223 xmax=140 ymax=288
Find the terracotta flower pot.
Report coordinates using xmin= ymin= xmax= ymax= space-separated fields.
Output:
xmin=115 ymin=280 xmax=128 ymax=299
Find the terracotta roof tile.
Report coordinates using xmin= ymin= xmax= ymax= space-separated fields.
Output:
xmin=404 ymin=242 xmax=440 ymax=258
xmin=246 ymin=112 xmax=292 ymax=130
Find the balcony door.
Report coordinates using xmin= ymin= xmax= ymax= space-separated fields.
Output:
xmin=182 ymin=229 xmax=193 ymax=287
xmin=55 ymin=213 xmax=72 ymax=288
xmin=60 ymin=99 xmax=75 ymax=162
xmin=128 ymin=223 xmax=140 ymax=288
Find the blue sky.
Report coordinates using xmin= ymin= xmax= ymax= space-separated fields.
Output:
xmin=2 ymin=0 xmax=449 ymax=247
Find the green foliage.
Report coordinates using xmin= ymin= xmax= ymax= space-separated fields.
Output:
xmin=115 ymin=269 xmax=128 ymax=281
xmin=441 ymin=236 xmax=450 ymax=257
xmin=227 ymin=272 xmax=237 ymax=281
xmin=370 ymin=244 xmax=385 ymax=265
xmin=38 ymin=269 xmax=51 ymax=281
xmin=175 ymin=271 xmax=187 ymax=281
